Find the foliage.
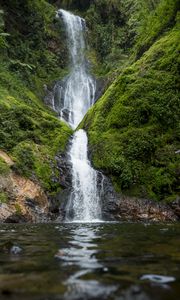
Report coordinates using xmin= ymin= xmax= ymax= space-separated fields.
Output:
xmin=0 ymin=0 xmax=73 ymax=193
xmin=83 ymin=0 xmax=163 ymax=76
xmin=0 ymin=66 xmax=72 ymax=191
xmin=82 ymin=17 xmax=180 ymax=202
xmin=0 ymin=157 xmax=10 ymax=175
xmin=0 ymin=192 xmax=8 ymax=204
xmin=15 ymin=203 xmax=22 ymax=215
xmin=134 ymin=0 xmax=179 ymax=59
xmin=0 ymin=9 xmax=9 ymax=49
xmin=0 ymin=0 xmax=68 ymax=93
xmin=0 ymin=0 xmax=179 ymax=203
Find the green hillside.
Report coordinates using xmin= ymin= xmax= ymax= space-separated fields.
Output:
xmin=82 ymin=0 xmax=180 ymax=202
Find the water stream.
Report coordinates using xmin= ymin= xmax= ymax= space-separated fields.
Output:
xmin=0 ymin=223 xmax=179 ymax=300
xmin=65 ymin=130 xmax=101 ymax=222
xmin=56 ymin=9 xmax=96 ymax=128
xmin=56 ymin=9 xmax=101 ymax=222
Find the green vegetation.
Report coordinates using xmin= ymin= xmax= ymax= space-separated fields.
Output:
xmin=0 ymin=0 xmax=69 ymax=92
xmin=0 ymin=0 xmax=179 ymax=204
xmin=14 ymin=203 xmax=22 ymax=215
xmin=83 ymin=0 xmax=162 ymax=76
xmin=82 ymin=0 xmax=180 ymax=202
xmin=0 ymin=0 xmax=72 ymax=193
xmin=0 ymin=192 xmax=8 ymax=204
xmin=0 ymin=63 xmax=72 ymax=191
xmin=0 ymin=158 xmax=10 ymax=175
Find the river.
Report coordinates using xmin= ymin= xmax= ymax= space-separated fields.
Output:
xmin=0 ymin=222 xmax=180 ymax=299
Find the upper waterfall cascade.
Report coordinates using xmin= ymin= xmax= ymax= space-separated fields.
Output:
xmin=56 ymin=9 xmax=96 ymax=129
xmin=56 ymin=9 xmax=102 ymax=222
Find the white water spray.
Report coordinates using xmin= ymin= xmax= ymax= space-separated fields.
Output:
xmin=56 ymin=9 xmax=102 ymax=222
xmin=57 ymin=9 xmax=96 ymax=129
xmin=66 ymin=130 xmax=101 ymax=222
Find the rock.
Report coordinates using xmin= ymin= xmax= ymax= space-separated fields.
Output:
xmin=170 ymin=197 xmax=180 ymax=219
xmin=25 ymin=198 xmax=37 ymax=209
xmin=116 ymin=196 xmax=178 ymax=222
xmin=55 ymin=150 xmax=72 ymax=189
xmin=94 ymin=78 xmax=108 ymax=103
xmin=96 ymin=172 xmax=118 ymax=220
xmin=140 ymin=274 xmax=176 ymax=284
xmin=54 ymin=250 xmax=64 ymax=259
xmin=131 ymin=285 xmax=142 ymax=295
xmin=0 ymin=150 xmax=14 ymax=166
xmin=0 ymin=157 xmax=49 ymax=223
xmin=44 ymin=89 xmax=54 ymax=108
xmin=10 ymin=245 xmax=23 ymax=255
xmin=1 ymin=242 xmax=22 ymax=255
xmin=0 ymin=204 xmax=16 ymax=222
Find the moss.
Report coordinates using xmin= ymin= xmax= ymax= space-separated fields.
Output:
xmin=82 ymin=24 xmax=180 ymax=202
xmin=134 ymin=0 xmax=179 ymax=59
xmin=0 ymin=158 xmax=10 ymax=175
xmin=0 ymin=192 xmax=8 ymax=204
xmin=15 ymin=203 xmax=22 ymax=215
xmin=0 ymin=9 xmax=72 ymax=194
xmin=0 ymin=0 xmax=73 ymax=195
xmin=1 ymin=0 xmax=68 ymax=93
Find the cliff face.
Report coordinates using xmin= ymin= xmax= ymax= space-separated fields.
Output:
xmin=82 ymin=0 xmax=180 ymax=203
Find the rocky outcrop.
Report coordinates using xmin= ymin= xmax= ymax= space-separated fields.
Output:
xmin=94 ymin=78 xmax=108 ymax=103
xmin=115 ymin=196 xmax=179 ymax=222
xmin=97 ymin=173 xmax=119 ymax=220
xmin=0 ymin=150 xmax=14 ymax=166
xmin=0 ymin=151 xmax=49 ymax=223
xmin=47 ymin=151 xmax=72 ymax=220
xmin=0 ymin=150 xmax=179 ymax=223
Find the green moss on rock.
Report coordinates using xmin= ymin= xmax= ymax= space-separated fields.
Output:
xmin=82 ymin=22 xmax=180 ymax=201
xmin=0 ymin=158 xmax=10 ymax=175
xmin=0 ymin=0 xmax=72 ymax=194
xmin=0 ymin=192 xmax=8 ymax=204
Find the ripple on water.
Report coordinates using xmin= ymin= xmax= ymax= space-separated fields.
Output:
xmin=140 ymin=274 xmax=176 ymax=284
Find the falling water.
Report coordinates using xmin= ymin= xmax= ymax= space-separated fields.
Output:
xmin=56 ymin=9 xmax=102 ymax=222
xmin=65 ymin=130 xmax=102 ymax=222
xmin=56 ymin=9 xmax=96 ymax=129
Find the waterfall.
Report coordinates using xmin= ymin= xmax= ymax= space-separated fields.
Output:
xmin=56 ymin=9 xmax=96 ymax=129
xmin=56 ymin=9 xmax=102 ymax=222
xmin=65 ymin=130 xmax=101 ymax=222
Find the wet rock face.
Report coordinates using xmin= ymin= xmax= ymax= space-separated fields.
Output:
xmin=48 ymin=149 xmax=73 ymax=221
xmin=170 ymin=197 xmax=180 ymax=219
xmin=44 ymin=86 xmax=54 ymax=108
xmin=96 ymin=173 xmax=119 ymax=221
xmin=94 ymin=78 xmax=108 ymax=103
xmin=55 ymin=151 xmax=72 ymax=189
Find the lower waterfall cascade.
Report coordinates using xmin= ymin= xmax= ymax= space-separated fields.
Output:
xmin=56 ymin=9 xmax=103 ymax=222
xmin=65 ymin=130 xmax=102 ymax=222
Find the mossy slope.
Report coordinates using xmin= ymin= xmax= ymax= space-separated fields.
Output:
xmin=82 ymin=3 xmax=180 ymax=202
xmin=0 ymin=0 xmax=72 ymax=195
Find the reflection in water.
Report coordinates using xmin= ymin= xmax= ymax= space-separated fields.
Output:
xmin=56 ymin=225 xmax=117 ymax=300
xmin=0 ymin=223 xmax=179 ymax=300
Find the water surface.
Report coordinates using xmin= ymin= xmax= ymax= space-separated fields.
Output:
xmin=0 ymin=222 xmax=179 ymax=299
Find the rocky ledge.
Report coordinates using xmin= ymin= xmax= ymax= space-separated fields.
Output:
xmin=115 ymin=196 xmax=180 ymax=222
xmin=0 ymin=151 xmax=50 ymax=223
xmin=0 ymin=150 xmax=179 ymax=223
